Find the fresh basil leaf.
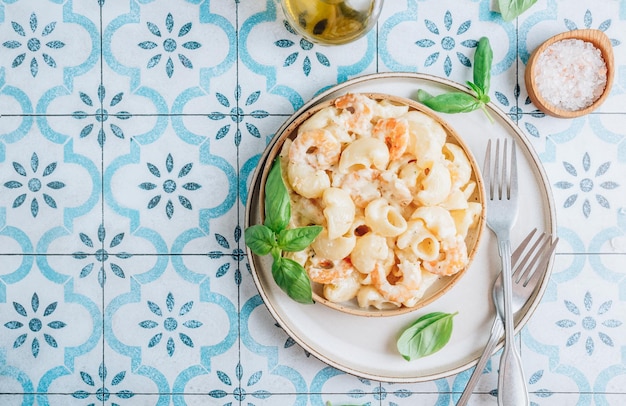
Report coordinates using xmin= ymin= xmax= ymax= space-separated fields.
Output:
xmin=278 ymin=225 xmax=323 ymax=252
xmin=416 ymin=89 xmax=434 ymax=102
xmin=498 ymin=0 xmax=537 ymax=21
xmin=272 ymin=257 xmax=314 ymax=304
xmin=397 ymin=311 xmax=458 ymax=361
xmin=244 ymin=224 xmax=276 ymax=256
xmin=264 ymin=158 xmax=290 ymax=233
xmin=466 ymin=81 xmax=483 ymax=97
xmin=419 ymin=92 xmax=483 ymax=114
xmin=473 ymin=37 xmax=492 ymax=93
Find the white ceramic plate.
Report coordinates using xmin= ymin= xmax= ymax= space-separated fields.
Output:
xmin=245 ymin=73 xmax=556 ymax=382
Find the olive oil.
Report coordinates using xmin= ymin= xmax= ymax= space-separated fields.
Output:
xmin=281 ymin=0 xmax=381 ymax=45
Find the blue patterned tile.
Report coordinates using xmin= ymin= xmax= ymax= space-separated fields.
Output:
xmin=0 ymin=131 xmax=101 ymax=255
xmin=240 ymin=0 xmax=378 ymax=113
xmin=0 ymin=1 xmax=100 ymax=113
xmin=379 ymin=0 xmax=519 ymax=106
xmin=104 ymin=262 xmax=238 ymax=395
xmin=1 ymin=0 xmax=626 ymax=403
xmin=523 ymin=254 xmax=626 ymax=398
xmin=378 ymin=383 xmax=454 ymax=405
xmin=104 ymin=127 xmax=237 ymax=254
xmin=102 ymin=0 xmax=236 ymax=111
xmin=537 ymin=133 xmax=625 ymax=253
xmin=0 ymin=259 xmax=102 ymax=393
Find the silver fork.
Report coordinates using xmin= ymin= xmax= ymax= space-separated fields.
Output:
xmin=456 ymin=228 xmax=558 ymax=406
xmin=483 ymin=139 xmax=525 ymax=405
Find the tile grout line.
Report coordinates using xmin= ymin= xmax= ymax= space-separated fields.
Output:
xmin=235 ymin=2 xmax=243 ymax=405
xmin=99 ymin=2 xmax=106 ymax=405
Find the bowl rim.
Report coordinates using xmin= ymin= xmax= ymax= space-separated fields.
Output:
xmin=254 ymin=92 xmax=486 ymax=317
xmin=525 ymin=28 xmax=615 ymax=118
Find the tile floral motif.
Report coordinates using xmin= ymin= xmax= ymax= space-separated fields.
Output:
xmin=3 ymin=12 xmax=64 ymax=78
xmin=138 ymin=153 xmax=202 ymax=220
xmin=3 ymin=152 xmax=65 ymax=218
xmin=138 ymin=12 xmax=202 ymax=79
xmin=72 ymin=224 xmax=132 ymax=287
xmin=72 ymin=85 xmax=132 ymax=147
xmin=555 ymin=152 xmax=619 ymax=218
xmin=72 ymin=363 xmax=135 ymax=404
xmin=207 ymin=226 xmax=245 ymax=285
xmin=415 ymin=10 xmax=474 ymax=77
xmin=526 ymin=369 xmax=555 ymax=404
xmin=557 ymin=291 xmax=622 ymax=356
xmin=209 ymin=363 xmax=270 ymax=404
xmin=208 ymin=86 xmax=269 ymax=146
xmin=3 ymin=292 xmax=66 ymax=358
xmin=274 ymin=21 xmax=331 ymax=77
xmin=563 ymin=9 xmax=621 ymax=46
xmin=138 ymin=292 xmax=203 ymax=357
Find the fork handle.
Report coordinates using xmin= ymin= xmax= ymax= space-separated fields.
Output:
xmin=498 ymin=338 xmax=529 ymax=405
xmin=497 ymin=239 xmax=529 ymax=406
xmin=456 ymin=317 xmax=503 ymax=406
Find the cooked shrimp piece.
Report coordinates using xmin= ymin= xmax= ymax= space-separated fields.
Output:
xmin=334 ymin=93 xmax=376 ymax=136
xmin=287 ymin=162 xmax=330 ymax=199
xmin=372 ymin=117 xmax=410 ymax=160
xmin=422 ymin=235 xmax=468 ymax=276
xmin=287 ymin=128 xmax=341 ymax=199
xmin=356 ymin=285 xmax=400 ymax=310
xmin=378 ymin=170 xmax=413 ymax=207
xmin=289 ymin=129 xmax=341 ymax=170
xmin=370 ymin=262 xmax=424 ymax=307
xmin=323 ymin=271 xmax=362 ymax=303
xmin=336 ymin=167 xmax=412 ymax=208
xmin=335 ymin=168 xmax=382 ymax=208
xmin=307 ymin=257 xmax=354 ymax=285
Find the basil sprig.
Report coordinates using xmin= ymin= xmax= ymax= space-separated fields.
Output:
xmin=498 ymin=0 xmax=537 ymax=21
xmin=397 ymin=311 xmax=458 ymax=361
xmin=244 ymin=159 xmax=322 ymax=304
xmin=417 ymin=37 xmax=494 ymax=123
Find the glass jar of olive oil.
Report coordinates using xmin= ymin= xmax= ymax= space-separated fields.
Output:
xmin=280 ymin=0 xmax=384 ymax=45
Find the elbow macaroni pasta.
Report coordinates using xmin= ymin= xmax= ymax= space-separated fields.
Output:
xmin=283 ymin=93 xmax=482 ymax=309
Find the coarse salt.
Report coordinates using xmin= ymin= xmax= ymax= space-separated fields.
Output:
xmin=534 ymin=38 xmax=607 ymax=112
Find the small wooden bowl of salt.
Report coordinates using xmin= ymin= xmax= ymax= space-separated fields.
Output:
xmin=525 ymin=29 xmax=614 ymax=118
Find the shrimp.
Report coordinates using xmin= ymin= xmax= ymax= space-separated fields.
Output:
xmin=378 ymin=170 xmax=413 ymax=207
xmin=334 ymin=93 xmax=376 ymax=136
xmin=422 ymin=235 xmax=468 ymax=276
xmin=287 ymin=129 xmax=341 ymax=199
xmin=370 ymin=261 xmax=424 ymax=307
xmin=336 ymin=168 xmax=412 ymax=208
xmin=372 ymin=117 xmax=410 ymax=160
xmin=307 ymin=257 xmax=354 ymax=285
xmin=289 ymin=129 xmax=341 ymax=170
xmin=334 ymin=168 xmax=382 ymax=208
xmin=323 ymin=270 xmax=362 ymax=303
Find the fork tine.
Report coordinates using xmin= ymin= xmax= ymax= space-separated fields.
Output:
xmin=485 ymin=139 xmax=518 ymax=201
xmin=510 ymin=228 xmax=538 ymax=270
xmin=514 ymin=232 xmax=547 ymax=283
xmin=484 ymin=139 xmax=492 ymax=198
xmin=494 ymin=139 xmax=502 ymax=199
xmin=500 ymin=139 xmax=507 ymax=200
xmin=522 ymin=237 xmax=559 ymax=288
xmin=510 ymin=140 xmax=518 ymax=200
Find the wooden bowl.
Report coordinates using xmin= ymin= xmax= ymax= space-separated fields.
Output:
xmin=525 ymin=29 xmax=614 ymax=118
xmin=255 ymin=93 xmax=486 ymax=317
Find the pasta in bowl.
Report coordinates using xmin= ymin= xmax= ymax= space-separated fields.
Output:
xmin=258 ymin=93 xmax=485 ymax=316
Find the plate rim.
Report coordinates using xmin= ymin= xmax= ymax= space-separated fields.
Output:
xmin=244 ymin=72 xmax=557 ymax=383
